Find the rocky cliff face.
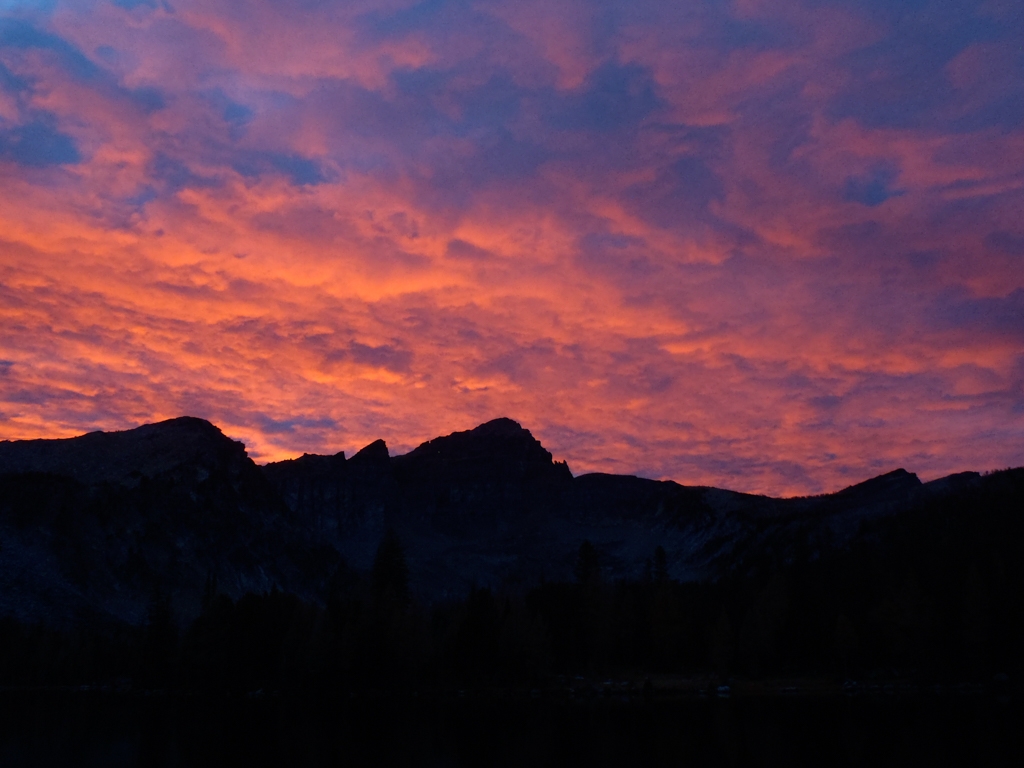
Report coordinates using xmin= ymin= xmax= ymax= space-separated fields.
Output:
xmin=1 ymin=416 xmax=1016 ymax=629
xmin=390 ymin=418 xmax=572 ymax=530
xmin=0 ymin=418 xmax=338 ymax=629
xmin=260 ymin=418 xmax=1000 ymax=600
xmin=0 ymin=417 xmax=249 ymax=488
xmin=261 ymin=418 xmax=575 ymax=596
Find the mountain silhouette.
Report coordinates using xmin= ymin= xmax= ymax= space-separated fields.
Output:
xmin=0 ymin=417 xmax=243 ymax=486
xmin=1 ymin=416 xmax=1020 ymax=629
xmin=0 ymin=417 xmax=336 ymax=628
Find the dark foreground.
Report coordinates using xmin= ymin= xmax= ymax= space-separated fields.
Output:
xmin=0 ymin=691 xmax=1020 ymax=767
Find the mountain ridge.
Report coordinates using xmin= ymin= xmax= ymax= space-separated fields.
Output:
xmin=1 ymin=415 xmax=1020 ymax=629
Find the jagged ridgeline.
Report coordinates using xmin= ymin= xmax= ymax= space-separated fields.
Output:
xmin=0 ymin=416 xmax=1022 ymax=633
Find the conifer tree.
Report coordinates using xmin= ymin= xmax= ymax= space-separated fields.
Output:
xmin=574 ymin=540 xmax=600 ymax=586
xmin=653 ymin=546 xmax=669 ymax=584
xmin=372 ymin=528 xmax=409 ymax=605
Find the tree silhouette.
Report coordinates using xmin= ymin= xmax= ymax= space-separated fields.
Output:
xmin=833 ymin=613 xmax=858 ymax=677
xmin=574 ymin=540 xmax=600 ymax=586
xmin=201 ymin=570 xmax=217 ymax=613
xmin=653 ymin=546 xmax=669 ymax=584
xmin=372 ymin=528 xmax=409 ymax=605
xmin=139 ymin=590 xmax=177 ymax=689
xmin=709 ymin=607 xmax=734 ymax=676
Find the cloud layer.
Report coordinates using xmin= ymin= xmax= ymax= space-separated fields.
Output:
xmin=1 ymin=0 xmax=1022 ymax=495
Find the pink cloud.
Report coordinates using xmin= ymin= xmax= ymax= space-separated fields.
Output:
xmin=0 ymin=1 xmax=1021 ymax=496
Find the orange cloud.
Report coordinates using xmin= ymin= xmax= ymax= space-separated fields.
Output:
xmin=1 ymin=1 xmax=1022 ymax=496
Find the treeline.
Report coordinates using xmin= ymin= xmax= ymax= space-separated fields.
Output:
xmin=2 ymin=471 xmax=1022 ymax=692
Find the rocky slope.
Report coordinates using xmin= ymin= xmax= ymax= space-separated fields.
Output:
xmin=0 ymin=418 xmax=338 ymax=629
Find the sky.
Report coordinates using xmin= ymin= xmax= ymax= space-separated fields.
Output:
xmin=0 ymin=0 xmax=1022 ymax=496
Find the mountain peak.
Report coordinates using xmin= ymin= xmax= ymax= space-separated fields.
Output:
xmin=824 ymin=468 xmax=922 ymax=512
xmin=352 ymin=438 xmax=389 ymax=463
xmin=0 ymin=416 xmax=246 ymax=486
xmin=836 ymin=468 xmax=921 ymax=495
xmin=398 ymin=417 xmax=550 ymax=463
xmin=469 ymin=417 xmax=529 ymax=437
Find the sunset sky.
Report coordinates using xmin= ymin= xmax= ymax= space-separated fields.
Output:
xmin=1 ymin=0 xmax=1022 ymax=495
